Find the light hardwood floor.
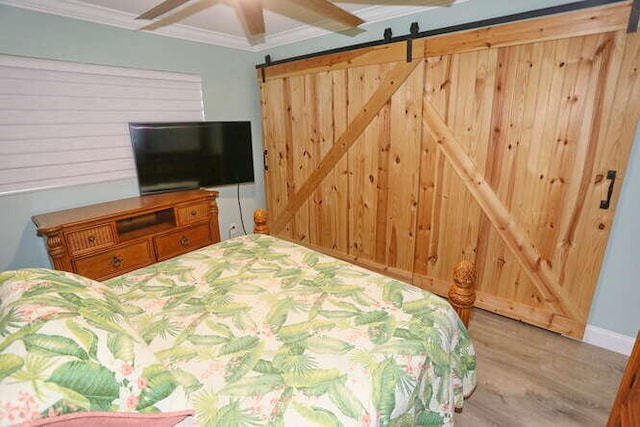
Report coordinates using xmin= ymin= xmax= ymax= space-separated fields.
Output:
xmin=456 ymin=309 xmax=628 ymax=426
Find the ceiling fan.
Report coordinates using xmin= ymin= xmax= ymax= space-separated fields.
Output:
xmin=136 ymin=0 xmax=366 ymax=37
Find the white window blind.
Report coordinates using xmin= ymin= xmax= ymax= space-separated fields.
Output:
xmin=0 ymin=55 xmax=204 ymax=195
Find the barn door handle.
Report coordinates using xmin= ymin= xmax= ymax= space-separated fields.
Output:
xmin=600 ymin=170 xmax=617 ymax=210
xmin=263 ymin=150 xmax=269 ymax=171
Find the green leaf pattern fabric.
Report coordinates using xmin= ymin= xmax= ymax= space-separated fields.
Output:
xmin=0 ymin=234 xmax=476 ymax=426
xmin=105 ymin=234 xmax=476 ymax=426
xmin=0 ymin=269 xmax=190 ymax=426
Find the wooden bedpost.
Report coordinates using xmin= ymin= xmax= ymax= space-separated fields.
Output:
xmin=449 ymin=260 xmax=477 ymax=328
xmin=253 ymin=209 xmax=269 ymax=235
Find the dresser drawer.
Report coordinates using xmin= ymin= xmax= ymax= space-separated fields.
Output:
xmin=74 ymin=241 xmax=153 ymax=280
xmin=176 ymin=202 xmax=209 ymax=225
xmin=154 ymin=223 xmax=212 ymax=261
xmin=66 ymin=225 xmax=115 ymax=256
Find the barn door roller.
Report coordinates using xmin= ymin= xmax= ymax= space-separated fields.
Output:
xmin=406 ymin=22 xmax=419 ymax=62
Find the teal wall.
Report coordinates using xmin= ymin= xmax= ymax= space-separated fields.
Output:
xmin=1 ymin=0 xmax=638 ymax=338
xmin=0 ymin=4 xmax=265 ymax=270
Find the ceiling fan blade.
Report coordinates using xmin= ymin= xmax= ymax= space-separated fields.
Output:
xmin=136 ymin=0 xmax=191 ymax=20
xmin=140 ymin=0 xmax=215 ymax=31
xmin=299 ymin=0 xmax=364 ymax=28
xmin=236 ymin=0 xmax=266 ymax=35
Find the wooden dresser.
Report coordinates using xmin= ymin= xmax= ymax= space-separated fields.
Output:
xmin=32 ymin=189 xmax=221 ymax=281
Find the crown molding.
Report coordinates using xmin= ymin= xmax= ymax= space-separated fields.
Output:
xmin=0 ymin=0 xmax=254 ymax=51
xmin=0 ymin=0 xmax=468 ymax=52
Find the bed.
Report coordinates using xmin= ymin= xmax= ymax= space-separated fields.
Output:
xmin=0 ymin=214 xmax=476 ymax=426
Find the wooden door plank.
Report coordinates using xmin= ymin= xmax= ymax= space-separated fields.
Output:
xmin=260 ymin=79 xmax=289 ymax=220
xmin=508 ymin=42 xmax=556 ymax=307
xmin=552 ymin=34 xmax=614 ymax=305
xmin=271 ymin=59 xmax=421 ymax=234
xmin=348 ymin=63 xmax=391 ymax=261
xmin=417 ymin=50 xmax=498 ymax=287
xmin=559 ymin=31 xmax=640 ymax=315
xmin=282 ymin=78 xmax=296 ymax=238
xmin=364 ymin=64 xmax=391 ymax=262
xmin=412 ymin=273 xmax=585 ymax=336
xmin=373 ymin=95 xmax=391 ymax=265
xmin=387 ymin=60 xmax=424 ymax=270
xmin=440 ymin=51 xmax=495 ymax=280
xmin=422 ymin=99 xmax=581 ymax=321
xmin=347 ymin=65 xmax=368 ymax=259
xmin=474 ymin=46 xmax=515 ymax=300
xmin=309 ymin=72 xmax=325 ymax=246
xmin=331 ymin=69 xmax=350 ymax=253
xmin=425 ymin=1 xmax=631 ymax=57
xmin=263 ymin=38 xmax=425 ymax=81
xmin=473 ymin=288 xmax=585 ymax=336
xmin=310 ymin=71 xmax=336 ymax=248
xmin=519 ymin=40 xmax=567 ymax=280
xmin=433 ymin=52 xmax=471 ymax=280
xmin=479 ymin=42 xmax=550 ymax=306
xmin=289 ymin=75 xmax=312 ymax=242
xmin=263 ymin=44 xmax=402 ymax=81
xmin=486 ymin=37 xmax=573 ymax=308
xmin=414 ymin=55 xmax=451 ymax=279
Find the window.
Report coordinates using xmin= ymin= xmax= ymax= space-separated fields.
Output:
xmin=0 ymin=55 xmax=203 ymax=195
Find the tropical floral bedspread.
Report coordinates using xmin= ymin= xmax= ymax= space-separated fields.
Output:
xmin=0 ymin=234 xmax=476 ymax=426
xmin=0 ymin=269 xmax=191 ymax=426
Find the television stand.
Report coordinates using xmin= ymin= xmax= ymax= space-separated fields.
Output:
xmin=32 ymin=189 xmax=220 ymax=281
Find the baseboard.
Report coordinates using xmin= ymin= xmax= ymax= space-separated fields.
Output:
xmin=583 ymin=325 xmax=635 ymax=356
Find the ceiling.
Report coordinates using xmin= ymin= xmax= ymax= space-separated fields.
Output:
xmin=0 ymin=0 xmax=468 ymax=51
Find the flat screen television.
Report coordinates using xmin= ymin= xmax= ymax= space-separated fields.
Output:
xmin=129 ymin=121 xmax=254 ymax=195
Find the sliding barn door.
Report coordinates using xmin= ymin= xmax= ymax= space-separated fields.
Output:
xmin=415 ymin=29 xmax=640 ymax=337
xmin=259 ymin=2 xmax=639 ymax=338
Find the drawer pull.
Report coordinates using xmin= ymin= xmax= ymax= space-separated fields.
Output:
xmin=180 ymin=236 xmax=190 ymax=246
xmin=87 ymin=235 xmax=96 ymax=243
xmin=109 ymin=256 xmax=122 ymax=268
xmin=191 ymin=210 xmax=197 ymax=216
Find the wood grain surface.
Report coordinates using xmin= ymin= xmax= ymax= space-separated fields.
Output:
xmin=458 ymin=309 xmax=627 ymax=427
xmin=258 ymin=2 xmax=640 ymax=339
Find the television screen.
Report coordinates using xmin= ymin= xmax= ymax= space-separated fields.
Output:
xmin=129 ymin=121 xmax=254 ymax=195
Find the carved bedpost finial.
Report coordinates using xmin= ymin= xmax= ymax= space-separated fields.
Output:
xmin=449 ymin=259 xmax=477 ymax=328
xmin=253 ymin=209 xmax=269 ymax=235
